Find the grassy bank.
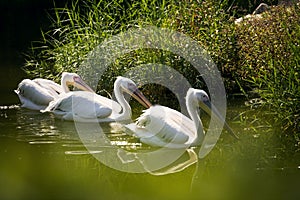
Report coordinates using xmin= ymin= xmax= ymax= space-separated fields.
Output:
xmin=23 ymin=0 xmax=299 ymax=139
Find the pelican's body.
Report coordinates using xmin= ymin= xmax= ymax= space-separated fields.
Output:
xmin=42 ymin=76 xmax=152 ymax=122
xmin=15 ymin=79 xmax=62 ymax=110
xmin=126 ymin=105 xmax=198 ymax=148
xmin=15 ymin=72 xmax=93 ymax=110
xmin=124 ymin=88 xmax=237 ymax=148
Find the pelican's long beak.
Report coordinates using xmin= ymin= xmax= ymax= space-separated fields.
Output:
xmin=129 ymin=88 xmax=152 ymax=108
xmin=199 ymin=100 xmax=239 ymax=139
xmin=73 ymin=77 xmax=95 ymax=93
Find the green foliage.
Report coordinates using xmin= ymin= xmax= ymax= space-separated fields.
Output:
xmin=235 ymin=4 xmax=300 ymax=134
xmin=23 ymin=0 xmax=235 ymax=105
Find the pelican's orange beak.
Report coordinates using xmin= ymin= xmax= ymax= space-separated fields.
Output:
xmin=125 ymin=84 xmax=152 ymax=108
xmin=199 ymin=99 xmax=239 ymax=140
xmin=131 ymin=88 xmax=152 ymax=108
xmin=73 ymin=76 xmax=95 ymax=93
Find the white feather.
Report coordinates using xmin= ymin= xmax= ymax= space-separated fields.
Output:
xmin=42 ymin=76 xmax=151 ymax=123
xmin=123 ymin=89 xmax=211 ymax=148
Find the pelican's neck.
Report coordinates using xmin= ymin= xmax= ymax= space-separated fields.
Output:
xmin=114 ymin=79 xmax=131 ymax=120
xmin=61 ymin=75 xmax=70 ymax=93
xmin=186 ymin=89 xmax=204 ymax=145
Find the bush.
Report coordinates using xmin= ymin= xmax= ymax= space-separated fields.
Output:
xmin=235 ymin=4 xmax=300 ymax=134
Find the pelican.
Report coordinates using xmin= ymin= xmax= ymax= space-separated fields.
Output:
xmin=15 ymin=72 xmax=94 ymax=110
xmin=123 ymin=88 xmax=238 ymax=148
xmin=42 ymin=76 xmax=152 ymax=122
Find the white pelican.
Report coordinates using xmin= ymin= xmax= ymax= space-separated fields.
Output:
xmin=15 ymin=72 xmax=94 ymax=110
xmin=42 ymin=76 xmax=152 ymax=122
xmin=123 ymin=88 xmax=238 ymax=148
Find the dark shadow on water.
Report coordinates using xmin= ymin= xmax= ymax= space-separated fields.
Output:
xmin=0 ymin=65 xmax=25 ymax=105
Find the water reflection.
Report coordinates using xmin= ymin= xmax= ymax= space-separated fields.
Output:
xmin=14 ymin=108 xmax=94 ymax=141
xmin=3 ymin=104 xmax=299 ymax=176
xmin=1 ymin=104 xmax=300 ymax=199
xmin=1 ymin=106 xmax=198 ymax=175
xmin=148 ymin=149 xmax=198 ymax=176
xmin=73 ymin=121 xmax=200 ymax=174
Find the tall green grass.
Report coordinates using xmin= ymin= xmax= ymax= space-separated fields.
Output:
xmin=23 ymin=0 xmax=235 ymax=105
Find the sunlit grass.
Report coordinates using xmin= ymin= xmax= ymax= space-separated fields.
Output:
xmin=23 ymin=0 xmax=235 ymax=103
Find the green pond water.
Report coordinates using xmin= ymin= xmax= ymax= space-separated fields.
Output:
xmin=0 ymin=67 xmax=300 ymax=200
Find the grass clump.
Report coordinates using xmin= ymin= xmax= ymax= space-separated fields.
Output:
xmin=23 ymin=0 xmax=236 ymax=105
xmin=235 ymin=4 xmax=300 ymax=135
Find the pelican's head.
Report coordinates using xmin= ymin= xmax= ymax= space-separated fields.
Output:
xmin=190 ymin=88 xmax=239 ymax=139
xmin=115 ymin=76 xmax=152 ymax=108
xmin=193 ymin=89 xmax=210 ymax=106
xmin=61 ymin=72 xmax=94 ymax=93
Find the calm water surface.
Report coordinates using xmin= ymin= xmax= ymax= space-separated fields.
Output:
xmin=1 ymin=68 xmax=300 ymax=200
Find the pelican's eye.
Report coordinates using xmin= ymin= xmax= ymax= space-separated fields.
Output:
xmin=73 ymin=76 xmax=80 ymax=82
xmin=127 ymin=82 xmax=137 ymax=91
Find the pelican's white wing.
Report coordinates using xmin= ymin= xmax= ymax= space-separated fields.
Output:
xmin=33 ymin=78 xmax=63 ymax=98
xmin=43 ymin=91 xmax=117 ymax=120
xmin=126 ymin=105 xmax=197 ymax=148
xmin=15 ymin=79 xmax=55 ymax=110
xmin=90 ymin=93 xmax=122 ymax=114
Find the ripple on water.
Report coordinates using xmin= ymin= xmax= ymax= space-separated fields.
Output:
xmin=0 ymin=105 xmax=20 ymax=110
xmin=2 ymin=106 xmax=147 ymax=156
xmin=29 ymin=141 xmax=57 ymax=145
xmin=65 ymin=150 xmax=103 ymax=155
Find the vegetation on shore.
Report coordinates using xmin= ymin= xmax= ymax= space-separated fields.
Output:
xmin=23 ymin=0 xmax=299 ymax=140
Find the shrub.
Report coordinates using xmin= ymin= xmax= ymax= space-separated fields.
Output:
xmin=235 ymin=4 xmax=300 ymax=134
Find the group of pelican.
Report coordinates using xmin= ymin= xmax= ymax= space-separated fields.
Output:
xmin=15 ymin=72 xmax=237 ymax=148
